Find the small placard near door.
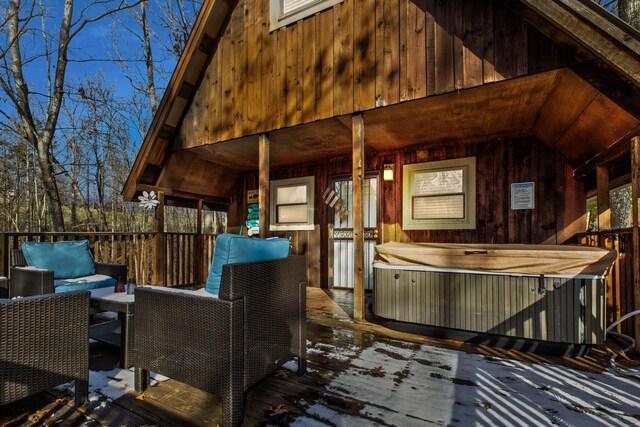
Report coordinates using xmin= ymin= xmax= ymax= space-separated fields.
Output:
xmin=511 ymin=182 xmax=535 ymax=210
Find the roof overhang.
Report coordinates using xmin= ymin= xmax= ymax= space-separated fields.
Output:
xmin=123 ymin=0 xmax=640 ymax=202
xmin=149 ymin=68 xmax=639 ymax=200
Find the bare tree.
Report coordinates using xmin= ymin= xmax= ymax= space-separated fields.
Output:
xmin=149 ymin=0 xmax=200 ymax=60
xmin=619 ymin=0 xmax=640 ymax=28
xmin=595 ymin=0 xmax=640 ymax=29
xmin=0 ymin=0 xmax=141 ymax=231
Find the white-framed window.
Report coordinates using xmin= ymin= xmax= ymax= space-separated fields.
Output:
xmin=402 ymin=157 xmax=476 ymax=230
xmin=270 ymin=0 xmax=342 ymax=31
xmin=270 ymin=176 xmax=315 ymax=231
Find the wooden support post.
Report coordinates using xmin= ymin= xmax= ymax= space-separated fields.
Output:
xmin=596 ymin=165 xmax=611 ymax=235
xmin=631 ymin=136 xmax=640 ymax=351
xmin=259 ymin=134 xmax=270 ymax=239
xmin=152 ymin=191 xmax=166 ymax=286
xmin=194 ymin=199 xmax=204 ymax=284
xmin=0 ymin=233 xmax=6 ymax=278
xmin=352 ymin=114 xmax=365 ymax=322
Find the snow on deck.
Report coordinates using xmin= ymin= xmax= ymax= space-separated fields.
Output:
xmin=294 ymin=337 xmax=640 ymax=426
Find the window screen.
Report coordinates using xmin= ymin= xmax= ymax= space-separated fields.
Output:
xmin=270 ymin=176 xmax=315 ymax=230
xmin=276 ymin=185 xmax=308 ymax=223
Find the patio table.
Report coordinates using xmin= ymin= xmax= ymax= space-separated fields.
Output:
xmin=89 ymin=287 xmax=135 ymax=368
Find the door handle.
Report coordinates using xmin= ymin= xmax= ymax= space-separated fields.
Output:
xmin=373 ymin=229 xmax=379 ymax=239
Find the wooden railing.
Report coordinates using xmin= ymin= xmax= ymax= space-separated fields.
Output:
xmin=576 ymin=228 xmax=636 ymax=338
xmin=0 ymin=232 xmax=217 ymax=287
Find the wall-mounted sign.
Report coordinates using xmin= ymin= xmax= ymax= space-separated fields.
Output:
xmin=247 ymin=189 xmax=259 ymax=204
xmin=322 ymin=187 xmax=349 ymax=222
xmin=511 ymin=182 xmax=535 ymax=210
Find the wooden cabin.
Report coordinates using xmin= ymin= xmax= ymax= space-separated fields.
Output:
xmin=124 ymin=0 xmax=640 ymax=343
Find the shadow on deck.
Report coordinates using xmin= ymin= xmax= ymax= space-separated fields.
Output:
xmin=2 ymin=288 xmax=640 ymax=426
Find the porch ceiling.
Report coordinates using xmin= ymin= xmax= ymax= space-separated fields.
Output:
xmin=157 ymin=68 xmax=639 ymax=199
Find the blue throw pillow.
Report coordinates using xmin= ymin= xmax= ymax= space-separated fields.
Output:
xmin=205 ymin=233 xmax=289 ymax=295
xmin=22 ymin=240 xmax=96 ymax=280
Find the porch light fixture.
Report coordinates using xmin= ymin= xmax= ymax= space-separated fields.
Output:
xmin=383 ymin=164 xmax=394 ymax=181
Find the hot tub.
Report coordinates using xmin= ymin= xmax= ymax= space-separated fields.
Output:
xmin=373 ymin=242 xmax=616 ymax=355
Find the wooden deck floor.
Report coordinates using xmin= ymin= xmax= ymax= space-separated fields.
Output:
xmin=2 ymin=288 xmax=639 ymax=426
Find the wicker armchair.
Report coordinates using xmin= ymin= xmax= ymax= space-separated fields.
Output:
xmin=133 ymin=255 xmax=307 ymax=427
xmin=9 ymin=248 xmax=127 ymax=297
xmin=0 ymin=291 xmax=89 ymax=407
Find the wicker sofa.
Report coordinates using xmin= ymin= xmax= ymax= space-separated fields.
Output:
xmin=0 ymin=291 xmax=89 ymax=407
xmin=8 ymin=247 xmax=127 ymax=298
xmin=133 ymin=255 xmax=307 ymax=427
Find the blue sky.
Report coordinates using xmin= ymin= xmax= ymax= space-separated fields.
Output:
xmin=2 ymin=0 xmax=196 ymax=132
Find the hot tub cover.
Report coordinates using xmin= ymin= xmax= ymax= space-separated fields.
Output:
xmin=375 ymin=242 xmax=616 ymax=277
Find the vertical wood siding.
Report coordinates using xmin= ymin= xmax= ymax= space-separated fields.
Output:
xmin=233 ymin=135 xmax=585 ymax=288
xmin=177 ymin=0 xmax=568 ymax=149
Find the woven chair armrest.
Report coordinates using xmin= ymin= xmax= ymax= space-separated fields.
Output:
xmin=0 ymin=276 xmax=8 ymax=298
xmin=10 ymin=249 xmax=26 ymax=267
xmin=95 ymin=262 xmax=128 ymax=281
xmin=2 ymin=291 xmax=90 ymax=324
xmin=9 ymin=267 xmax=55 ymax=297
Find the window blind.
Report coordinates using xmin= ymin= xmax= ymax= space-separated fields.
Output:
xmin=277 ymin=205 xmax=308 ymax=223
xmin=276 ymin=185 xmax=307 ymax=204
xmin=412 ymin=169 xmax=463 ymax=196
xmin=282 ymin=0 xmax=319 ymax=15
xmin=413 ymin=195 xmax=465 ymax=219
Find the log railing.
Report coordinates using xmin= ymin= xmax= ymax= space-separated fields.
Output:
xmin=0 ymin=232 xmax=217 ymax=287
xmin=576 ymin=228 xmax=636 ymax=338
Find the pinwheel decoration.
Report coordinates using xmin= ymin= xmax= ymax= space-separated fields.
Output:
xmin=138 ymin=191 xmax=160 ymax=210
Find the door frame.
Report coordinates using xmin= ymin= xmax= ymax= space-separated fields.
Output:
xmin=327 ymin=171 xmax=382 ymax=289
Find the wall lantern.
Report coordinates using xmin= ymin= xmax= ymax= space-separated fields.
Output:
xmin=383 ymin=164 xmax=394 ymax=181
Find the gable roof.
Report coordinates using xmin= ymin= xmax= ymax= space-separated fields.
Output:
xmin=123 ymin=0 xmax=640 ymax=201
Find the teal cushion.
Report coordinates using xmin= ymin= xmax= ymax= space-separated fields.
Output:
xmin=22 ymin=240 xmax=96 ymax=279
xmin=54 ymin=275 xmax=116 ymax=293
xmin=205 ymin=233 xmax=290 ymax=295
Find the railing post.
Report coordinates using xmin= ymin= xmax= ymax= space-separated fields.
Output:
xmin=630 ymin=136 xmax=640 ymax=351
xmin=194 ymin=199 xmax=204 ymax=285
xmin=152 ymin=192 xmax=166 ymax=286
xmin=596 ymin=165 xmax=611 ymax=239
xmin=0 ymin=233 xmax=6 ymax=277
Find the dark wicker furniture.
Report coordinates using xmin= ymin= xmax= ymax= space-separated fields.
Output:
xmin=8 ymin=248 xmax=127 ymax=297
xmin=89 ymin=289 xmax=135 ymax=368
xmin=0 ymin=276 xmax=7 ymax=298
xmin=0 ymin=291 xmax=89 ymax=407
xmin=133 ymin=255 xmax=307 ymax=427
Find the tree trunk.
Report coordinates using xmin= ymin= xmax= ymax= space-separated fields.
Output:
xmin=8 ymin=0 xmax=70 ymax=231
xmin=141 ymin=0 xmax=158 ymax=114
xmin=620 ymin=0 xmax=640 ymax=29
xmin=36 ymin=143 xmax=65 ymax=230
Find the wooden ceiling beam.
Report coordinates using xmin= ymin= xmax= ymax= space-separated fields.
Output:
xmin=164 ymin=197 xmax=229 ymax=212
xmin=178 ymin=82 xmax=196 ymax=100
xmin=158 ymin=125 xmax=176 ymax=141
xmin=136 ymin=184 xmax=231 ymax=206
xmin=574 ymin=133 xmax=639 ymax=178
xmin=198 ymin=33 xmax=216 ymax=54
